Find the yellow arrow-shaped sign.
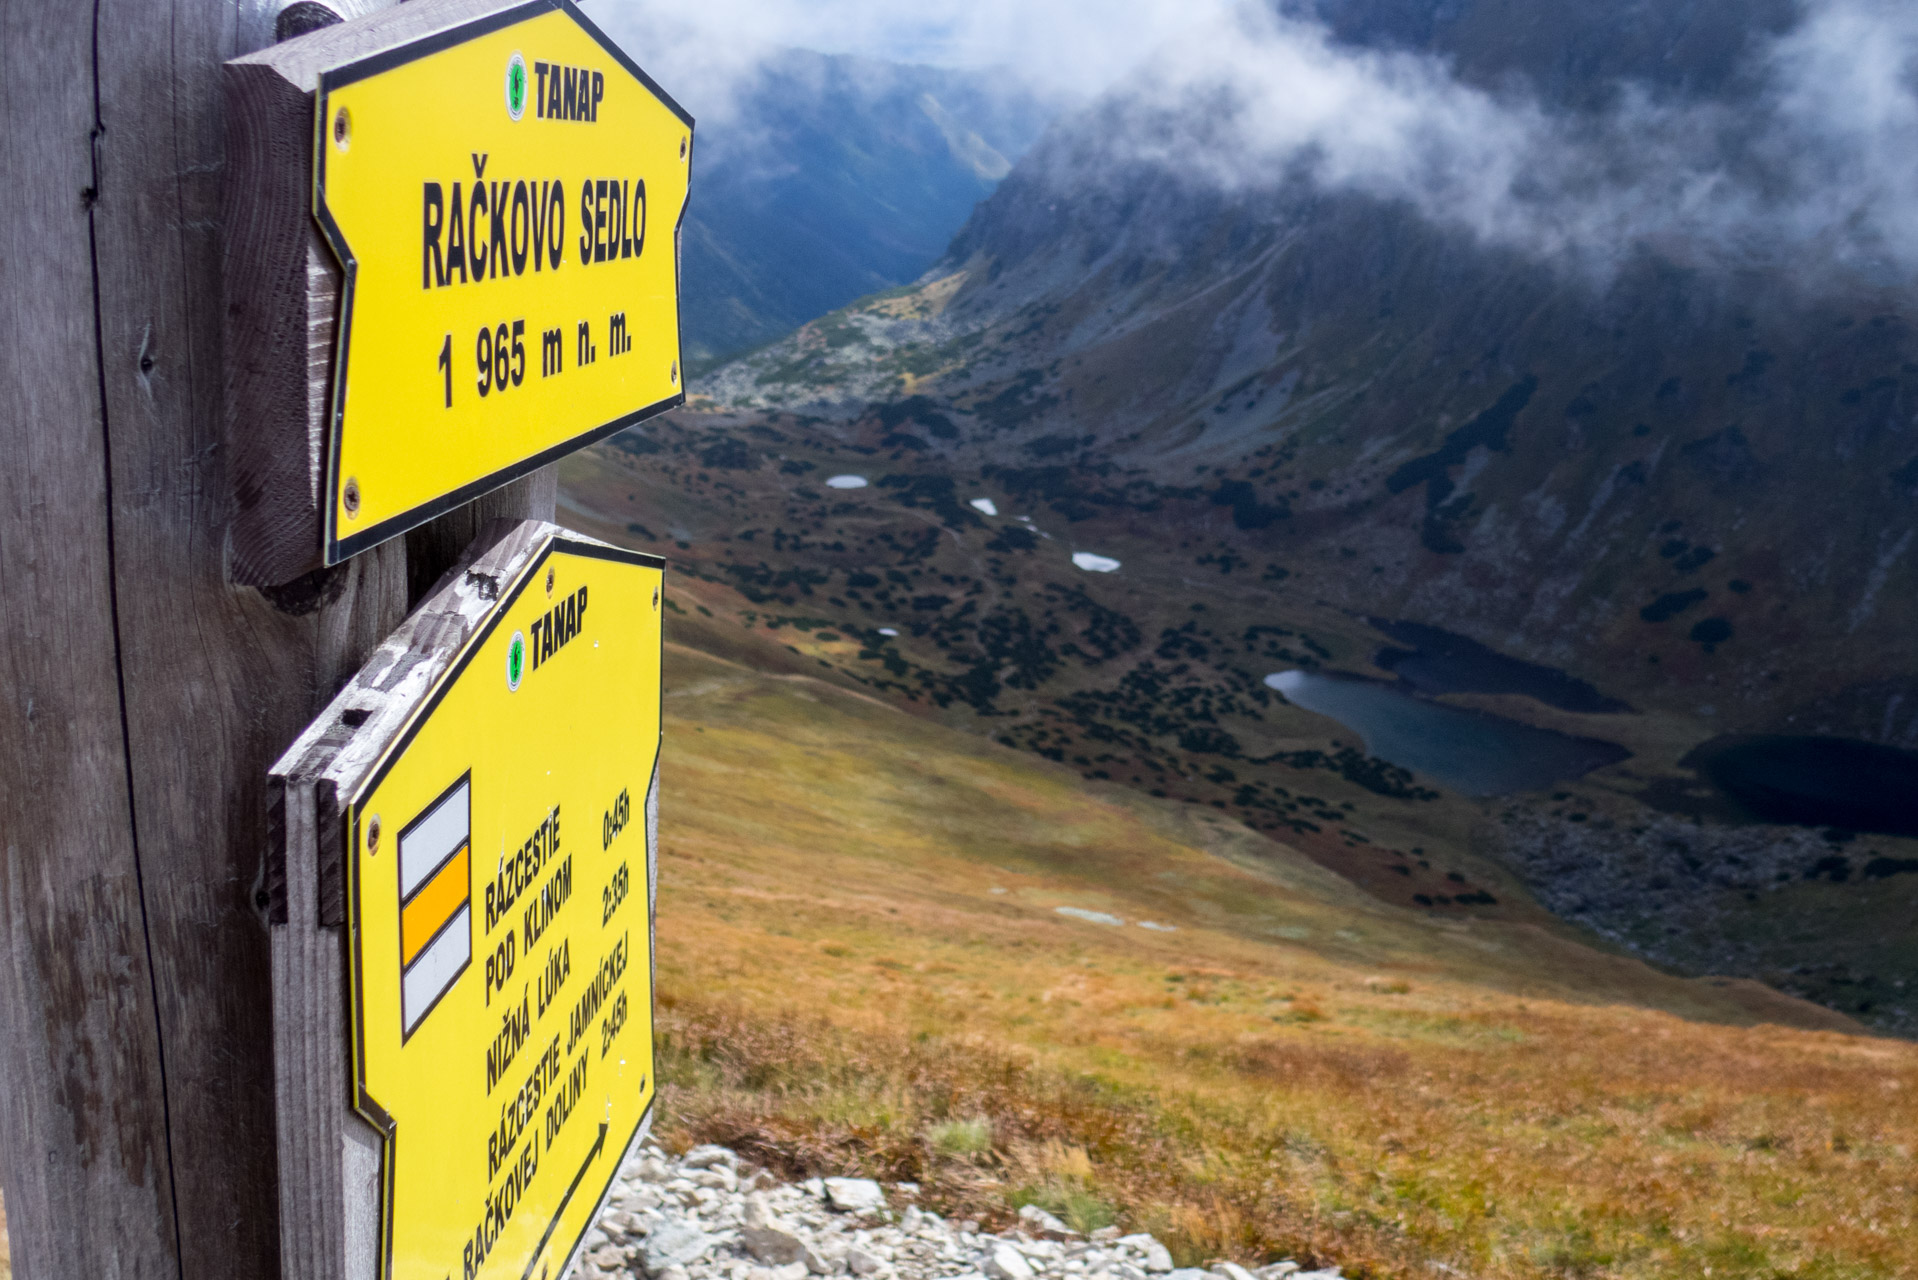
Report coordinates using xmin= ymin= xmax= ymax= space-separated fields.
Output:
xmin=316 ymin=0 xmax=692 ymax=562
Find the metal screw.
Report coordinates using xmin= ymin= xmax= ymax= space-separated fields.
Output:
xmin=679 ymin=136 xmax=687 ymax=160
xmin=343 ymin=476 xmax=361 ymax=516
xmin=333 ymin=106 xmax=350 ymax=150
xmin=367 ymin=815 xmax=381 ymax=852
xmin=669 ymin=361 xmax=678 ymax=384
xmin=545 ymin=566 xmax=556 ymax=595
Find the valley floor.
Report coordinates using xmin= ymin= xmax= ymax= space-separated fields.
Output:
xmin=648 ymin=632 xmax=1917 ymax=1280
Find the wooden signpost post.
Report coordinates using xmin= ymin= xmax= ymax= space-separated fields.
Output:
xmin=0 ymin=1 xmax=686 ymax=1276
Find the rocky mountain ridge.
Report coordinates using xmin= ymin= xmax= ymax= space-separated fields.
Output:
xmin=669 ymin=49 xmax=1055 ymax=363
xmin=669 ymin=0 xmax=1918 ymax=1028
xmin=700 ymin=1 xmax=1918 ymax=750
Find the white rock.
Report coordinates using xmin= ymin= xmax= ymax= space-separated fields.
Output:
xmin=1070 ymin=552 xmax=1120 ymax=573
xmin=825 ymin=475 xmax=869 ymax=490
xmin=657 ymin=1266 xmax=691 ymax=1280
xmin=684 ymin=1144 xmax=740 ymax=1170
xmin=636 ymin=1156 xmax=673 ymax=1182
xmin=1055 ymin=907 xmax=1123 ymax=926
xmin=1140 ymin=1244 xmax=1173 ymax=1274
xmin=1018 ymin=1206 xmax=1079 ymax=1240
xmin=985 ymin=1243 xmax=1036 ymax=1280
xmin=1254 ymin=1266 xmax=1299 ymax=1279
xmin=697 ymin=1166 xmax=742 ymax=1192
xmin=1291 ymin=1272 xmax=1338 ymax=1280
xmin=1165 ymin=1270 xmax=1210 ymax=1280
xmin=846 ymin=1246 xmax=886 ymax=1276
xmin=1214 ymin=1263 xmax=1257 ymax=1280
xmin=742 ymin=1223 xmax=809 ymax=1265
xmin=970 ymin=498 xmax=999 ymax=516
xmin=824 ymin=1178 xmax=887 ymax=1213
xmin=805 ymin=1241 xmax=845 ymax=1274
xmin=643 ymin=1220 xmax=716 ymax=1273
xmin=802 ymin=1178 xmax=826 ymax=1199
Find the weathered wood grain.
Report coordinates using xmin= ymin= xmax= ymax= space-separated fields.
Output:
xmin=0 ymin=0 xmax=556 ymax=1275
xmin=0 ymin=1 xmax=182 ymax=1276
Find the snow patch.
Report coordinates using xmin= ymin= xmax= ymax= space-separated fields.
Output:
xmin=1055 ymin=906 xmax=1124 ymax=926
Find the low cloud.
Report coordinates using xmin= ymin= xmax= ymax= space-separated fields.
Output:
xmin=1079 ymin=0 xmax=1918 ymax=281
xmin=595 ymin=0 xmax=1918 ymax=282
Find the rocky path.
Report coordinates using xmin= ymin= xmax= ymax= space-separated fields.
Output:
xmin=571 ymin=1143 xmax=1339 ymax=1280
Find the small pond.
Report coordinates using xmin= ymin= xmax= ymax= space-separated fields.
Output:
xmin=1369 ymin=618 xmax=1631 ymax=713
xmin=1684 ymin=735 xmax=1918 ymax=838
xmin=1266 ymin=670 xmax=1631 ymax=797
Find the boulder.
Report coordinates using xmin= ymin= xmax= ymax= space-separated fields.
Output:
xmin=1114 ymin=1236 xmax=1174 ymax=1274
xmin=742 ymin=1223 xmax=809 ymax=1266
xmin=824 ymin=1178 xmax=887 ymax=1214
xmin=682 ymin=1144 xmax=739 ymax=1170
xmin=642 ymin=1220 xmax=715 ymax=1274
xmin=984 ymin=1243 xmax=1036 ymax=1280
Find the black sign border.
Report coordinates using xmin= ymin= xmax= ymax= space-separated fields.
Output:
xmin=314 ymin=0 xmax=696 ymax=567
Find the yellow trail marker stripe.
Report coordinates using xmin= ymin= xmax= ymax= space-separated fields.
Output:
xmin=401 ymin=842 xmax=470 ymax=968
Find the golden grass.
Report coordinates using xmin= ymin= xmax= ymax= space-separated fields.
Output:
xmin=652 ymin=639 xmax=1917 ymax=1279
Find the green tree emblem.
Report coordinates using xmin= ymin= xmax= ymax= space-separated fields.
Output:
xmin=506 ymin=630 xmax=526 ymax=690
xmin=506 ymin=53 xmax=528 ymax=119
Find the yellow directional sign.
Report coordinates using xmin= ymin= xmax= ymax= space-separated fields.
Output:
xmin=316 ymin=0 xmax=692 ymax=562
xmin=343 ymin=532 xmax=662 ymax=1280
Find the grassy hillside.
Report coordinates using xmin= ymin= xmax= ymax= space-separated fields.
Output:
xmin=647 ymin=582 xmax=1916 ymax=1280
xmin=559 ymin=418 xmax=1918 ymax=1033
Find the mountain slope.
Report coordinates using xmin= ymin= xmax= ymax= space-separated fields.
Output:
xmin=670 ymin=0 xmax=1918 ymax=1026
xmin=630 ymin=585 xmax=1918 ymax=1280
xmin=678 ymin=50 xmax=1054 ymax=363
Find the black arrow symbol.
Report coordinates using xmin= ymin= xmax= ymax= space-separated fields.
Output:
xmin=521 ymin=1121 xmax=608 ymax=1280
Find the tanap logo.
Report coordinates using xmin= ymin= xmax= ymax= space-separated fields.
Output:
xmin=504 ymin=51 xmax=528 ymax=120
xmin=505 ymin=630 xmax=526 ymax=690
